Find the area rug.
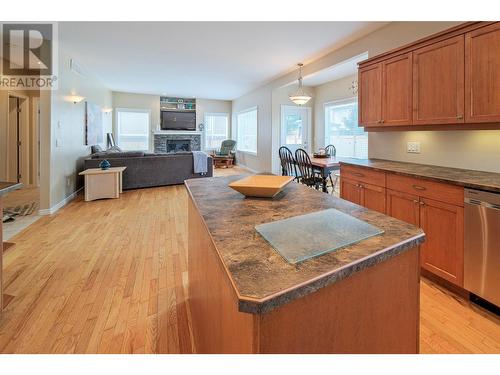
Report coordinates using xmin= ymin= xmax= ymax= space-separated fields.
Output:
xmin=3 ymin=201 xmax=38 ymax=223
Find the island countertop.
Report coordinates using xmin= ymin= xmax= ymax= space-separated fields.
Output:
xmin=185 ymin=175 xmax=425 ymax=314
xmin=339 ymin=158 xmax=500 ymax=193
xmin=0 ymin=182 xmax=22 ymax=197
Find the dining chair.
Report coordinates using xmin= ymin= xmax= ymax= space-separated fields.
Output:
xmin=325 ymin=144 xmax=339 ymax=193
xmin=279 ymin=146 xmax=299 ymax=181
xmin=295 ymin=148 xmax=323 ymax=191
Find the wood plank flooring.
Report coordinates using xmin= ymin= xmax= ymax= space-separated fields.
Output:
xmin=0 ymin=178 xmax=499 ymax=353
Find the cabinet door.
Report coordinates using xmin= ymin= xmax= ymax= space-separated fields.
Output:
xmin=465 ymin=23 xmax=500 ymax=123
xmin=340 ymin=178 xmax=362 ymax=206
xmin=382 ymin=53 xmax=413 ymax=126
xmin=360 ymin=183 xmax=386 ymax=214
xmin=359 ymin=63 xmax=382 ymax=127
xmin=419 ymin=197 xmax=464 ymax=286
xmin=386 ymin=189 xmax=420 ymax=226
xmin=413 ymin=36 xmax=465 ymax=125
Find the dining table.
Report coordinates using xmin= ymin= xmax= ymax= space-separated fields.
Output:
xmin=309 ymin=155 xmax=341 ymax=193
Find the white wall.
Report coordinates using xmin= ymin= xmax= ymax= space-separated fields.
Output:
xmin=313 ymin=74 xmax=356 ymax=150
xmin=232 ymin=85 xmax=273 ymax=172
xmin=233 ymin=22 xmax=500 ymax=174
xmin=270 ymin=85 xmax=315 ymax=174
xmin=48 ymin=51 xmax=112 ymax=210
xmin=112 ymin=92 xmax=232 ymax=151
xmin=196 ymin=98 xmax=232 ymax=150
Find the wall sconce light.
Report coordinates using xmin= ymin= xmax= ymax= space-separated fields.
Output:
xmin=102 ymin=108 xmax=113 ymax=114
xmin=67 ymin=95 xmax=85 ymax=104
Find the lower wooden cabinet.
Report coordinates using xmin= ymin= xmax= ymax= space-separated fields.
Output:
xmin=419 ymin=197 xmax=464 ymax=286
xmin=341 ymin=166 xmax=465 ymax=287
xmin=340 ymin=178 xmax=362 ymax=206
xmin=340 ymin=178 xmax=386 ymax=214
xmin=386 ymin=189 xmax=420 ymax=226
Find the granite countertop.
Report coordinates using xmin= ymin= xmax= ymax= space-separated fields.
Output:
xmin=339 ymin=158 xmax=500 ymax=193
xmin=0 ymin=182 xmax=22 ymax=197
xmin=185 ymin=175 xmax=425 ymax=314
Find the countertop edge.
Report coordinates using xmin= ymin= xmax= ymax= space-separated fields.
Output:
xmin=185 ymin=179 xmax=425 ymax=315
xmin=339 ymin=160 xmax=500 ymax=193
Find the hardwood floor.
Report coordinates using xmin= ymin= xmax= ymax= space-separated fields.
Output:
xmin=0 ymin=179 xmax=499 ymax=353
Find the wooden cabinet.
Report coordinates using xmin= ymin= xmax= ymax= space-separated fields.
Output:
xmin=341 ymin=164 xmax=465 ymax=287
xmin=386 ymin=189 xmax=420 ymax=226
xmin=341 ymin=178 xmax=386 ymax=214
xmin=360 ymin=182 xmax=386 ymax=214
xmin=413 ymin=36 xmax=465 ymax=125
xmin=359 ymin=63 xmax=382 ymax=126
xmin=340 ymin=178 xmax=362 ymax=206
xmin=465 ymin=23 xmax=500 ymax=123
xmin=419 ymin=198 xmax=464 ymax=286
xmin=340 ymin=166 xmax=386 ymax=214
xmin=382 ymin=53 xmax=413 ymax=126
xmin=358 ymin=22 xmax=500 ymax=129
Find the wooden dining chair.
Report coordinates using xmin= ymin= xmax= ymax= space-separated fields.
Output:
xmin=325 ymin=144 xmax=339 ymax=193
xmin=279 ymin=146 xmax=299 ymax=181
xmin=295 ymin=148 xmax=323 ymax=191
xmin=325 ymin=144 xmax=337 ymax=157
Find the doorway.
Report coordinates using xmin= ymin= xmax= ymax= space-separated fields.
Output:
xmin=7 ymin=96 xmax=21 ymax=183
xmin=280 ymin=105 xmax=312 ymax=154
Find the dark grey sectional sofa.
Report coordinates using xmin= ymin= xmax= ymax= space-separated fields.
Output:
xmin=84 ymin=151 xmax=213 ymax=190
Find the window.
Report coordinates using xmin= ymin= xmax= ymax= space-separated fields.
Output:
xmin=236 ymin=107 xmax=257 ymax=154
xmin=204 ymin=113 xmax=229 ymax=151
xmin=324 ymin=98 xmax=367 ymax=158
xmin=116 ymin=109 xmax=150 ymax=151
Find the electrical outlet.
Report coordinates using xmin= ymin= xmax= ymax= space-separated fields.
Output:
xmin=407 ymin=141 xmax=421 ymax=154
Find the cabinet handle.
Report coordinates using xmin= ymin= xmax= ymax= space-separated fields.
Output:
xmin=352 ymin=172 xmax=365 ymax=177
xmin=412 ymin=184 xmax=426 ymax=191
xmin=419 ymin=201 xmax=425 ymax=206
xmin=357 ymin=184 xmax=364 ymax=188
xmin=413 ymin=200 xmax=419 ymax=204
xmin=381 ymin=119 xmax=385 ymax=123
xmin=377 ymin=120 xmax=382 ymax=124
xmin=457 ymin=114 xmax=463 ymax=120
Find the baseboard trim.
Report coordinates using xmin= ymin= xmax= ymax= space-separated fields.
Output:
xmin=235 ymin=163 xmax=260 ymax=174
xmin=38 ymin=187 xmax=83 ymax=216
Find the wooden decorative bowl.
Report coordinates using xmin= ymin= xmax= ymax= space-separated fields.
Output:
xmin=228 ymin=175 xmax=294 ymax=198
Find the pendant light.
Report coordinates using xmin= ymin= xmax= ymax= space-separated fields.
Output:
xmin=289 ymin=63 xmax=312 ymax=105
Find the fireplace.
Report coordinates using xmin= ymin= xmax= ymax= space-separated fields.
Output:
xmin=154 ymin=133 xmax=201 ymax=153
xmin=167 ymin=139 xmax=191 ymax=153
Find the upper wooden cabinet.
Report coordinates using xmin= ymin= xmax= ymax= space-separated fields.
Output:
xmin=465 ymin=23 xmax=500 ymax=123
xmin=358 ymin=22 xmax=500 ymax=129
xmin=359 ymin=63 xmax=382 ymax=126
xmin=382 ymin=53 xmax=413 ymax=126
xmin=413 ymin=36 xmax=465 ymax=125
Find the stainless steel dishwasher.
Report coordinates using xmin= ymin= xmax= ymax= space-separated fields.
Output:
xmin=464 ymin=188 xmax=500 ymax=307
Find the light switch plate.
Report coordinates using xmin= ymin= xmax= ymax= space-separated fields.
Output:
xmin=407 ymin=141 xmax=421 ymax=154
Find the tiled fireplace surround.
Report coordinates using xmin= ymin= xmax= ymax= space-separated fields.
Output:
xmin=154 ymin=133 xmax=201 ymax=153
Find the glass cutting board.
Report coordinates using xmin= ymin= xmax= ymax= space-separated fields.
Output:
xmin=255 ymin=208 xmax=384 ymax=264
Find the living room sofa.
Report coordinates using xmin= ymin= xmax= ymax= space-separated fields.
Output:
xmin=84 ymin=151 xmax=213 ymax=190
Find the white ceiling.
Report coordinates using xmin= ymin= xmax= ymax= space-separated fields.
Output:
xmin=59 ymin=22 xmax=388 ymax=100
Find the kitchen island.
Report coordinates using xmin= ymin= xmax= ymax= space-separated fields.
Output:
xmin=0 ymin=182 xmax=22 ymax=312
xmin=185 ymin=175 xmax=425 ymax=353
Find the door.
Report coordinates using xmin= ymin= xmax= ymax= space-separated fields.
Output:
xmin=413 ymin=35 xmax=465 ymax=125
xmin=280 ymin=105 xmax=311 ymax=153
xmin=360 ymin=182 xmax=386 ymax=214
xmin=386 ymin=189 xmax=420 ymax=226
xmin=382 ymin=53 xmax=413 ymax=126
xmin=340 ymin=178 xmax=362 ymax=206
xmin=419 ymin=197 xmax=464 ymax=286
xmin=358 ymin=63 xmax=382 ymax=126
xmin=7 ymin=97 xmax=20 ymax=183
xmin=465 ymin=22 xmax=500 ymax=123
